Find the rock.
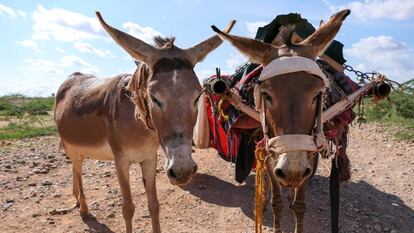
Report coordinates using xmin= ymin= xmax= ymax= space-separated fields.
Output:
xmin=107 ymin=213 xmax=115 ymax=218
xmin=107 ymin=202 xmax=115 ymax=207
xmin=373 ymin=224 xmax=382 ymax=232
xmin=49 ymin=208 xmax=70 ymax=215
xmin=390 ymin=230 xmax=398 ymax=233
xmin=29 ymin=190 xmax=37 ymax=197
xmin=42 ymin=180 xmax=53 ymax=186
xmin=5 ymin=199 xmax=15 ymax=203
xmin=165 ymin=188 xmax=175 ymax=194
xmin=3 ymin=202 xmax=14 ymax=210
xmin=32 ymin=213 xmax=41 ymax=218
xmin=4 ymin=164 xmax=12 ymax=169
xmin=27 ymin=182 xmax=37 ymax=187
xmin=33 ymin=168 xmax=49 ymax=174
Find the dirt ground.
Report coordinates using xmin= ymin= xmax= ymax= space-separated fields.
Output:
xmin=1 ymin=123 xmax=413 ymax=233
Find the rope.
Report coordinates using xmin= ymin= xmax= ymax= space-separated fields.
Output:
xmin=254 ymin=139 xmax=267 ymax=233
xmin=217 ymin=98 xmax=229 ymax=121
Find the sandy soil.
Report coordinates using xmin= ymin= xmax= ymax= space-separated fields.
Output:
xmin=0 ymin=123 xmax=413 ymax=233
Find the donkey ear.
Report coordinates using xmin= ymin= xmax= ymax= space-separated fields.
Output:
xmin=185 ymin=20 xmax=236 ymax=65
xmin=211 ymin=25 xmax=279 ymax=66
xmin=96 ymin=12 xmax=157 ymax=64
xmin=300 ymin=9 xmax=350 ymax=58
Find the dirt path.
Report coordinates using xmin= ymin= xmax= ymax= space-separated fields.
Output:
xmin=1 ymin=123 xmax=413 ymax=233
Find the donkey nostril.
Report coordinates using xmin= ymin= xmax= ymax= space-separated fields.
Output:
xmin=168 ymin=169 xmax=177 ymax=179
xmin=275 ymin=169 xmax=286 ymax=179
xmin=303 ymin=168 xmax=312 ymax=177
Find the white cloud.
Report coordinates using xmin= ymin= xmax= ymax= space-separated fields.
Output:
xmin=0 ymin=3 xmax=26 ymax=19
xmin=56 ymin=47 xmax=66 ymax=53
xmin=17 ymin=10 xmax=27 ymax=20
xmin=226 ymin=53 xmax=246 ymax=72
xmin=245 ymin=21 xmax=267 ymax=37
xmin=21 ymin=55 xmax=98 ymax=75
xmin=345 ymin=35 xmax=414 ymax=82
xmin=19 ymin=40 xmax=41 ymax=52
xmin=32 ymin=5 xmax=105 ymax=41
xmin=195 ymin=53 xmax=247 ymax=83
xmin=325 ymin=0 xmax=414 ymax=20
xmin=74 ymin=42 xmax=115 ymax=58
xmin=122 ymin=22 xmax=164 ymax=44
xmin=31 ymin=4 xmax=163 ymax=46
xmin=0 ymin=77 xmax=64 ymax=97
xmin=195 ymin=69 xmax=215 ymax=82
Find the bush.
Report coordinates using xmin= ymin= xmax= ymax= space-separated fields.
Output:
xmin=24 ymin=100 xmax=50 ymax=115
xmin=366 ymin=80 xmax=414 ymax=121
xmin=393 ymin=88 xmax=414 ymax=119
xmin=0 ymin=122 xmax=56 ymax=140
xmin=0 ymin=95 xmax=54 ymax=116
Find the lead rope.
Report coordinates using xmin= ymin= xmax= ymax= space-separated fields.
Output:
xmin=255 ymin=97 xmax=268 ymax=233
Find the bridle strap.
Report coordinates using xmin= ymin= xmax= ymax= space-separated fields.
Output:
xmin=259 ymin=56 xmax=330 ymax=87
xmin=257 ymin=58 xmax=329 ymax=157
xmin=267 ymin=134 xmax=318 ymax=155
xmin=316 ymin=93 xmax=323 ymax=135
xmin=260 ymin=97 xmax=269 ymax=141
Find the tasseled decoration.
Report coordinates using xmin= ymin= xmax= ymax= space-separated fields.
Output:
xmin=254 ymin=139 xmax=266 ymax=233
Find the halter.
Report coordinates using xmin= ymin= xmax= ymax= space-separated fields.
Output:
xmin=254 ymin=56 xmax=329 ymax=157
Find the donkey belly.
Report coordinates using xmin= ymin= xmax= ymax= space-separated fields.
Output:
xmin=63 ymin=138 xmax=159 ymax=163
xmin=64 ymin=141 xmax=115 ymax=160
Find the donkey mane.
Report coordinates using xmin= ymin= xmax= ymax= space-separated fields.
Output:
xmin=272 ymin=25 xmax=296 ymax=48
xmin=153 ymin=36 xmax=176 ymax=48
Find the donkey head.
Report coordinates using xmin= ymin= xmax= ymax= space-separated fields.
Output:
xmin=212 ymin=10 xmax=350 ymax=187
xmin=97 ymin=12 xmax=235 ymax=185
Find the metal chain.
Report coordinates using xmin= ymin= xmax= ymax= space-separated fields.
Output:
xmin=343 ymin=64 xmax=378 ymax=84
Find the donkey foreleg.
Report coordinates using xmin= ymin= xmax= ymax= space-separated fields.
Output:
xmin=267 ymin=171 xmax=283 ymax=233
xmin=291 ymin=181 xmax=308 ymax=233
xmin=114 ymin=155 xmax=135 ymax=233
xmin=140 ymin=157 xmax=161 ymax=233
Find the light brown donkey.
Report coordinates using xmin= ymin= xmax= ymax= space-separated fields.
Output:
xmin=212 ymin=9 xmax=350 ymax=233
xmin=54 ymin=12 xmax=235 ymax=233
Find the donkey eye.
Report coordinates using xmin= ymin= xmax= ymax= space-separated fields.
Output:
xmin=150 ymin=94 xmax=162 ymax=108
xmin=262 ymin=92 xmax=273 ymax=105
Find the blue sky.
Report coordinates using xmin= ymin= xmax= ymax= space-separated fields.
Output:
xmin=1 ymin=0 xmax=413 ymax=96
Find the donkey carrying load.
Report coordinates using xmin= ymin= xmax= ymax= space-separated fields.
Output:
xmin=54 ymin=12 xmax=235 ymax=233
xmin=199 ymin=9 xmax=394 ymax=233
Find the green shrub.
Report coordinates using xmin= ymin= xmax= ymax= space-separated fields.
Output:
xmin=0 ymin=122 xmax=56 ymax=140
xmin=366 ymin=80 xmax=414 ymax=121
xmin=392 ymin=88 xmax=414 ymax=119
xmin=0 ymin=95 xmax=54 ymax=116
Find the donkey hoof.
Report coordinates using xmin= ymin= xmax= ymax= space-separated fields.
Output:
xmin=79 ymin=207 xmax=89 ymax=216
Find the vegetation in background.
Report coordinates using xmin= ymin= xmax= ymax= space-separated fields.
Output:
xmin=0 ymin=94 xmax=54 ymax=117
xmin=365 ymin=79 xmax=414 ymax=140
xmin=0 ymin=94 xmax=56 ymax=140
xmin=0 ymin=80 xmax=413 ymax=141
